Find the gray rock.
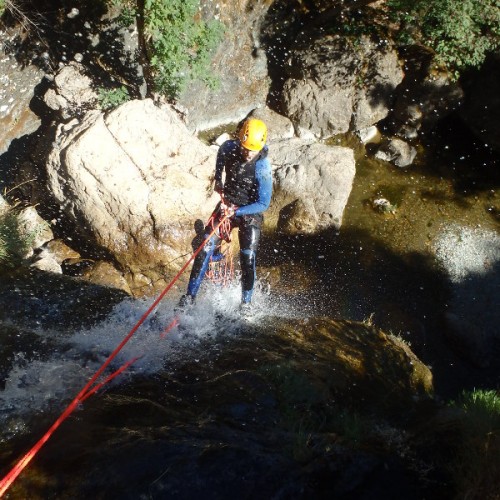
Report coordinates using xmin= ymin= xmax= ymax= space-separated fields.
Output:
xmin=375 ymin=137 xmax=417 ymax=167
xmin=271 ymin=138 xmax=356 ymax=230
xmin=281 ymin=36 xmax=403 ymax=139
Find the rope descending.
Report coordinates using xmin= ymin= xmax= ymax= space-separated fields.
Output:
xmin=0 ymin=215 xmax=230 ymax=497
xmin=206 ymin=199 xmax=236 ymax=287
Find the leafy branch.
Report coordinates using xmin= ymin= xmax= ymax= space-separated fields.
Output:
xmin=387 ymin=0 xmax=500 ymax=79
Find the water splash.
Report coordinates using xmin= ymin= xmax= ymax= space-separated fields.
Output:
xmin=0 ymin=279 xmax=300 ymax=433
xmin=433 ymin=224 xmax=500 ymax=283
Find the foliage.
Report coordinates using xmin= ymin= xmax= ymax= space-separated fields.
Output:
xmin=0 ymin=208 xmax=34 ymax=268
xmin=110 ymin=0 xmax=136 ymax=26
xmin=448 ymin=389 xmax=500 ymax=498
xmin=97 ymin=85 xmax=130 ymax=110
xmin=387 ymin=0 xmax=500 ymax=79
xmin=144 ymin=0 xmax=224 ymax=98
xmin=0 ymin=0 xmax=5 ymax=17
xmin=110 ymin=0 xmax=224 ymax=99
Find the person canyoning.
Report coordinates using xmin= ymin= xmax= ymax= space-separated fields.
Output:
xmin=178 ymin=117 xmax=273 ymax=315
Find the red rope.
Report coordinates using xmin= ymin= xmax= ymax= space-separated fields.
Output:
xmin=206 ymin=199 xmax=236 ymax=287
xmin=0 ymin=215 xmax=229 ymax=497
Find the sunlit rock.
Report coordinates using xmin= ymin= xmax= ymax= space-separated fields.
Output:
xmin=44 ymin=98 xmax=218 ymax=292
xmin=44 ymin=62 xmax=98 ymax=119
xmin=40 ymin=239 xmax=81 ymax=264
xmin=249 ymin=106 xmax=295 ymax=141
xmin=30 ymin=251 xmax=62 ymax=274
xmin=357 ymin=125 xmax=381 ymax=145
xmin=270 ymin=139 xmax=356 ymax=231
xmin=0 ymin=34 xmax=44 ymax=155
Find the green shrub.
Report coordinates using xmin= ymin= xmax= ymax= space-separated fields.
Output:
xmin=145 ymin=0 xmax=224 ymax=98
xmin=387 ymin=0 xmax=500 ymax=79
xmin=449 ymin=389 xmax=500 ymax=498
xmin=97 ymin=85 xmax=130 ymax=110
xmin=0 ymin=209 xmax=31 ymax=267
xmin=110 ymin=0 xmax=224 ymax=99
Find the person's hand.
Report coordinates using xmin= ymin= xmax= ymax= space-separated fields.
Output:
xmin=221 ymin=203 xmax=237 ymax=218
xmin=214 ymin=180 xmax=223 ymax=194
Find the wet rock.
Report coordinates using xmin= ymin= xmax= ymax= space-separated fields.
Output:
xmin=277 ymin=198 xmax=318 ymax=235
xmin=0 ymin=30 xmax=44 ymax=155
xmin=357 ymin=125 xmax=381 ymax=145
xmin=375 ymin=137 xmax=417 ymax=168
xmin=41 ymin=239 xmax=81 ymax=264
xmin=372 ymin=197 xmax=397 ymax=214
xmin=79 ymin=260 xmax=132 ymax=294
xmin=35 ymin=315 xmax=432 ymax=498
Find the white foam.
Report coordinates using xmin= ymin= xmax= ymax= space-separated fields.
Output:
xmin=0 ymin=279 xmax=300 ymax=429
xmin=433 ymin=224 xmax=500 ymax=283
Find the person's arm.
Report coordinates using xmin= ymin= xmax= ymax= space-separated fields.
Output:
xmin=235 ymin=159 xmax=273 ymax=216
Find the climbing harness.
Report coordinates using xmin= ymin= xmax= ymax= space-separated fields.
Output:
xmin=0 ymin=214 xmax=231 ymax=497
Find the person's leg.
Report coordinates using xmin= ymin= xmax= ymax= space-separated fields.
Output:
xmin=183 ymin=232 xmax=220 ymax=301
xmin=238 ymin=224 xmax=261 ymax=304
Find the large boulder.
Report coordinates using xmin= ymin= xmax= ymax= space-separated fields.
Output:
xmin=281 ymin=35 xmax=403 ymax=139
xmin=45 ymin=98 xmax=218 ymax=291
xmin=269 ymin=139 xmax=356 ymax=232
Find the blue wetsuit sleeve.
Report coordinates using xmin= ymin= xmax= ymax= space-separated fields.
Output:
xmin=235 ymin=158 xmax=273 ymax=216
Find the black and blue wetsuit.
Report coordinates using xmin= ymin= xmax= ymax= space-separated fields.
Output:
xmin=186 ymin=140 xmax=273 ymax=304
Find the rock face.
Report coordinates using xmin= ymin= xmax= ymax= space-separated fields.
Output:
xmin=281 ymin=36 xmax=403 ymax=139
xmin=45 ymin=98 xmax=218 ymax=289
xmin=0 ymin=279 xmax=434 ymax=497
xmin=177 ymin=0 xmax=272 ymax=132
xmin=388 ymin=47 xmax=464 ymax=140
xmin=0 ymin=30 xmax=44 ymax=155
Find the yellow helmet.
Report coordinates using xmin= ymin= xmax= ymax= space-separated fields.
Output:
xmin=238 ymin=118 xmax=267 ymax=151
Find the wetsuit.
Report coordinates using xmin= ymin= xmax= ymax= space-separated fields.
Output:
xmin=186 ymin=140 xmax=273 ymax=304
